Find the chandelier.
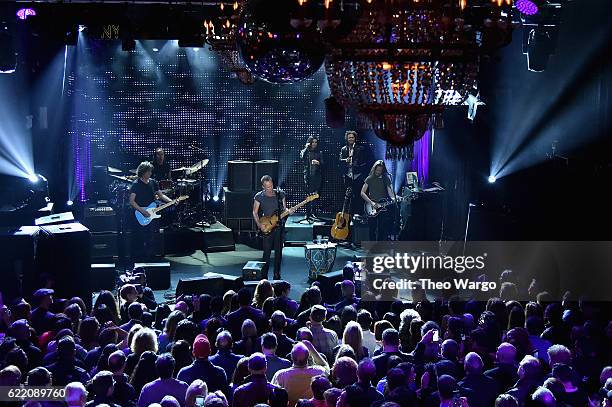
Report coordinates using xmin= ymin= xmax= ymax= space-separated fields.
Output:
xmin=323 ymin=0 xmax=513 ymax=148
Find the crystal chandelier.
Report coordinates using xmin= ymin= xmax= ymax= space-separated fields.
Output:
xmin=323 ymin=0 xmax=513 ymax=148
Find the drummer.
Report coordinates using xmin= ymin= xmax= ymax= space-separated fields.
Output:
xmin=152 ymin=147 xmax=171 ymax=181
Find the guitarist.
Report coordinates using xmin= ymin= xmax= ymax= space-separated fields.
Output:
xmin=129 ymin=161 xmax=173 ymax=261
xmin=252 ymin=175 xmax=294 ymax=279
xmin=360 ymin=160 xmax=395 ymax=241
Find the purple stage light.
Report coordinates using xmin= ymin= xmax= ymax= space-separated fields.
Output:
xmin=515 ymin=0 xmax=539 ymax=16
xmin=16 ymin=8 xmax=36 ymax=20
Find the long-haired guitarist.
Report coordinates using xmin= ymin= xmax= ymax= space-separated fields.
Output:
xmin=253 ymin=175 xmax=295 ymax=279
xmin=129 ymin=161 xmax=173 ymax=260
xmin=360 ymin=160 xmax=395 ymax=241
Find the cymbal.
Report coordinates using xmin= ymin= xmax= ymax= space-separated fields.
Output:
xmin=172 ymin=166 xmax=191 ymax=172
xmin=129 ymin=169 xmax=137 ymax=174
xmin=189 ymin=159 xmax=209 ymax=173
xmin=109 ymin=174 xmax=133 ymax=182
xmin=107 ymin=166 xmax=123 ymax=174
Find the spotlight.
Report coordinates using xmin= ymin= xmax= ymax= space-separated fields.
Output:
xmin=526 ymin=28 xmax=554 ymax=72
xmin=152 ymin=47 xmax=159 ymax=52
xmin=16 ymin=8 xmax=36 ymax=20
xmin=28 ymin=174 xmax=39 ymax=183
xmin=488 ymin=175 xmax=497 ymax=183
xmin=212 ymin=195 xmax=219 ymax=202
xmin=515 ymin=0 xmax=539 ymax=16
xmin=67 ymin=200 xmax=74 ymax=206
xmin=78 ymin=25 xmax=86 ymax=32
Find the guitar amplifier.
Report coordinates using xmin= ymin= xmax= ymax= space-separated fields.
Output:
xmin=242 ymin=261 xmax=266 ymax=281
xmin=134 ymin=262 xmax=171 ymax=290
xmin=83 ymin=205 xmax=117 ymax=233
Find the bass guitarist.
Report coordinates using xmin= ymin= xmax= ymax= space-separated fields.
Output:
xmin=253 ymin=175 xmax=295 ymax=279
xmin=360 ymin=160 xmax=395 ymax=241
xmin=129 ymin=161 xmax=173 ymax=261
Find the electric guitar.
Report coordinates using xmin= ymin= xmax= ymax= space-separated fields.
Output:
xmin=135 ymin=195 xmax=189 ymax=226
xmin=331 ymin=187 xmax=352 ymax=240
xmin=259 ymin=193 xmax=319 ymax=235
xmin=364 ymin=196 xmax=405 ymax=217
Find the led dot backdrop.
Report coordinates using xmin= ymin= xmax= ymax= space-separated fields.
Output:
xmin=65 ymin=39 xmax=374 ymax=212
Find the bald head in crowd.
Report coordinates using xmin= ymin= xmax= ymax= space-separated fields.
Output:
xmin=291 ymin=343 xmax=310 ymax=367
xmin=496 ymin=342 xmax=517 ymax=364
xmin=464 ymin=352 xmax=484 ymax=375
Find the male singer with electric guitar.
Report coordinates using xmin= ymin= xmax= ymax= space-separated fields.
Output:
xmin=129 ymin=161 xmax=175 ymax=261
xmin=360 ymin=160 xmax=399 ymax=241
xmin=253 ymin=175 xmax=295 ymax=280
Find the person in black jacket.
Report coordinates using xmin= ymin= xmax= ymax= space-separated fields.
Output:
xmin=339 ymin=130 xmax=369 ymax=215
xmin=300 ymin=136 xmax=323 ymax=221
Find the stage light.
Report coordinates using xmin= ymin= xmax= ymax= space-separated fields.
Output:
xmin=213 ymin=195 xmax=220 ymax=202
xmin=152 ymin=47 xmax=159 ymax=52
xmin=78 ymin=25 xmax=86 ymax=32
xmin=488 ymin=175 xmax=497 ymax=183
xmin=16 ymin=8 xmax=36 ymax=21
xmin=28 ymin=174 xmax=39 ymax=183
xmin=67 ymin=200 xmax=74 ymax=206
xmin=527 ymin=28 xmax=553 ymax=72
xmin=515 ymin=0 xmax=539 ymax=16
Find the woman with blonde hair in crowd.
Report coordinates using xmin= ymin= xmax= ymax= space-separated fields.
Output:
xmin=252 ymin=280 xmax=274 ymax=309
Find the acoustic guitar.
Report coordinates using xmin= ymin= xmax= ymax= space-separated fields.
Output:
xmin=259 ymin=193 xmax=319 ymax=235
xmin=135 ymin=195 xmax=189 ymax=226
xmin=331 ymin=187 xmax=352 ymax=240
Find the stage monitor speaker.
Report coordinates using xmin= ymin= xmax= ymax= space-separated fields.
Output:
xmin=176 ymin=273 xmax=243 ymax=297
xmin=228 ymin=160 xmax=253 ymax=191
xmin=223 ymin=187 xmax=254 ymax=219
xmin=91 ymin=263 xmax=117 ymax=291
xmin=242 ymin=261 xmax=266 ymax=281
xmin=35 ymin=212 xmax=74 ymax=226
xmin=36 ymin=222 xmax=92 ymax=307
xmin=0 ymin=226 xmax=39 ymax=305
xmin=254 ymin=160 xmax=279 ymax=188
xmin=134 ymin=262 xmax=171 ymax=290
xmin=316 ymin=269 xmax=345 ymax=303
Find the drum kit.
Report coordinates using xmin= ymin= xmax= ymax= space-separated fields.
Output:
xmin=107 ymin=158 xmax=214 ymax=228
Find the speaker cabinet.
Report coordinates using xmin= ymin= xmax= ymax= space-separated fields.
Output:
xmin=36 ymin=222 xmax=92 ymax=307
xmin=254 ymin=160 xmax=279 ymax=188
xmin=91 ymin=232 xmax=118 ymax=259
xmin=91 ymin=263 xmax=117 ymax=291
xmin=316 ymin=269 xmax=345 ymax=303
xmin=0 ymin=226 xmax=39 ymax=304
xmin=242 ymin=261 xmax=267 ymax=281
xmin=176 ymin=272 xmax=243 ymax=297
xmin=134 ymin=262 xmax=171 ymax=290
xmin=224 ymin=187 xmax=255 ymax=219
xmin=228 ymin=160 xmax=254 ymax=191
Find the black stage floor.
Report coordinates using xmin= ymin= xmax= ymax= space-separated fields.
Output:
xmin=150 ymin=215 xmax=363 ymax=304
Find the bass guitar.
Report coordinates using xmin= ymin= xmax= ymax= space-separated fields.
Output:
xmin=135 ymin=195 xmax=189 ymax=226
xmin=364 ymin=196 xmax=405 ymax=217
xmin=259 ymin=193 xmax=319 ymax=235
xmin=331 ymin=187 xmax=352 ymax=240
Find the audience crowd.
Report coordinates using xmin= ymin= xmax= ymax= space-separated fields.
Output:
xmin=0 ymin=264 xmax=611 ymax=407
